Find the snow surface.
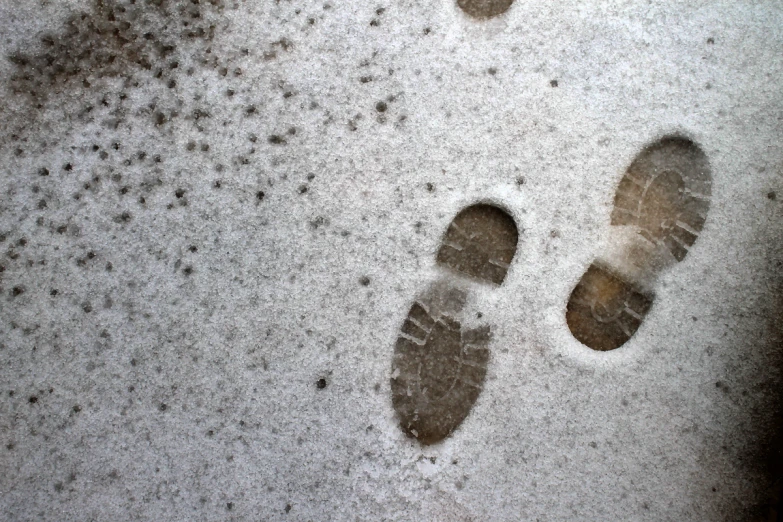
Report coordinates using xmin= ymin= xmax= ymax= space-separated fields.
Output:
xmin=0 ymin=1 xmax=782 ymax=520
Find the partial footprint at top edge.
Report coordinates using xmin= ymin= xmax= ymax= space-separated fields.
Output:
xmin=567 ymin=136 xmax=712 ymax=351
xmin=391 ymin=204 xmax=518 ymax=445
xmin=457 ymin=0 xmax=514 ymax=19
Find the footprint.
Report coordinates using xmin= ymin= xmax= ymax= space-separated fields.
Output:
xmin=457 ymin=0 xmax=515 ymax=19
xmin=391 ymin=204 xmax=518 ymax=445
xmin=566 ymin=136 xmax=712 ymax=351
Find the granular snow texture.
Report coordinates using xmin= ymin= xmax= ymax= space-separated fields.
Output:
xmin=0 ymin=1 xmax=782 ymax=520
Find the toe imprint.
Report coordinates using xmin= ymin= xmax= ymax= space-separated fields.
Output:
xmin=610 ymin=136 xmax=711 ymax=262
xmin=391 ymin=304 xmax=492 ymax=445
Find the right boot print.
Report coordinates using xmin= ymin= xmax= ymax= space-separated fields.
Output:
xmin=566 ymin=136 xmax=712 ymax=351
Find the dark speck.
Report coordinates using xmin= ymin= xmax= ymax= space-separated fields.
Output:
xmin=113 ymin=212 xmax=132 ymax=223
xmin=309 ymin=216 xmax=327 ymax=229
xmin=256 ymin=191 xmax=265 ymax=201
xmin=175 ymin=189 xmax=185 ymax=198
xmin=268 ymin=135 xmax=286 ymax=145
xmin=39 ymin=167 xmax=49 ymax=176
xmin=550 ymin=80 xmax=558 ymax=87
xmin=375 ymin=101 xmax=387 ymax=112
xmin=487 ymin=67 xmax=497 ymax=75
xmin=11 ymin=286 xmax=25 ymax=297
xmin=159 ymin=403 xmax=167 ymax=412
xmin=707 ymin=37 xmax=715 ymax=44
xmin=359 ymin=276 xmax=370 ymax=286
xmin=316 ymin=378 xmax=327 ymax=389
xmin=29 ymin=396 xmax=38 ymax=404
xmin=768 ymin=191 xmax=777 ymax=200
